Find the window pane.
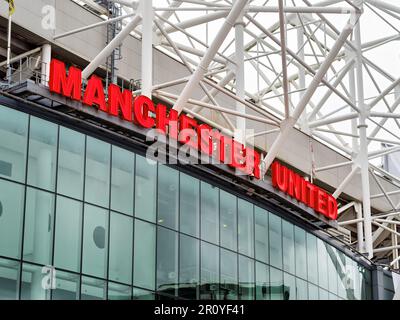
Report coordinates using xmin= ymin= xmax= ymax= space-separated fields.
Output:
xmin=57 ymin=126 xmax=85 ymax=200
xmin=135 ymin=155 xmax=157 ymax=222
xmin=21 ymin=263 xmax=51 ymax=300
xmin=179 ymin=234 xmax=199 ymax=299
xmin=85 ymin=137 xmax=110 ymax=208
xmin=255 ymin=207 xmax=269 ymax=264
xmin=270 ymin=267 xmax=283 ymax=300
xmin=134 ymin=220 xmax=155 ymax=290
xmin=294 ymin=226 xmax=307 ymax=280
xmin=296 ymin=278 xmax=308 ymax=300
xmin=269 ymin=213 xmax=282 ymax=269
xmin=255 ymin=262 xmax=270 ymax=300
xmin=283 ymin=272 xmax=296 ymax=300
xmin=238 ymin=199 xmax=254 ymax=257
xmin=307 ymin=233 xmax=318 ymax=285
xmin=27 ymin=117 xmax=58 ymax=191
xmin=319 ymin=288 xmax=329 ymax=300
xmin=81 ymin=276 xmax=106 ymax=300
xmin=133 ymin=288 xmax=155 ymax=300
xmin=327 ymin=247 xmax=338 ymax=295
xmin=157 ymin=165 xmax=179 ymax=230
xmin=200 ymin=182 xmax=219 ymax=244
xmin=239 ymin=255 xmax=254 ymax=300
xmin=308 ymin=283 xmax=319 ymax=300
xmin=108 ymin=282 xmax=132 ymax=300
xmin=282 ymin=220 xmax=295 ymax=274
xmin=157 ymin=227 xmax=178 ymax=296
xmin=109 ymin=212 xmax=133 ymax=285
xmin=220 ymin=249 xmax=238 ymax=300
xmin=111 ymin=146 xmax=134 ymax=215
xmin=220 ymin=190 xmax=237 ymax=251
xmin=0 ymin=258 xmax=19 ymax=300
xmin=180 ymin=173 xmax=199 ymax=237
xmin=337 ymin=250 xmax=347 ymax=299
xmin=52 ymin=271 xmax=80 ymax=300
xmin=82 ymin=204 xmax=108 ymax=278
xmin=0 ymin=179 xmax=24 ymax=259
xmin=200 ymin=242 xmax=219 ymax=300
xmin=317 ymin=239 xmax=329 ymax=290
xmin=0 ymin=106 xmax=28 ymax=183
xmin=23 ymin=188 xmax=55 ymax=265
xmin=54 ymin=196 xmax=82 ymax=272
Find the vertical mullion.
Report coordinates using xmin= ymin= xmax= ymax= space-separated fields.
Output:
xmin=105 ymin=144 xmax=112 ymax=300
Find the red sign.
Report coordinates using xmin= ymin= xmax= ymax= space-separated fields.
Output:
xmin=48 ymin=58 xmax=338 ymax=220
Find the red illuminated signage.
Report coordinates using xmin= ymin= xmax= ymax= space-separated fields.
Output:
xmin=48 ymin=58 xmax=338 ymax=220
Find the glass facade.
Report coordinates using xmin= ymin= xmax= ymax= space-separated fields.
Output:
xmin=0 ymin=104 xmax=372 ymax=300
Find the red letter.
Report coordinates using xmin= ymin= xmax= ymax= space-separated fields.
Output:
xmin=287 ymin=169 xmax=302 ymax=201
xmin=155 ymin=103 xmax=178 ymax=139
xmin=108 ymin=84 xmax=132 ymax=121
xmin=327 ymin=195 xmax=338 ymax=220
xmin=316 ymin=188 xmax=328 ymax=217
xmin=49 ymin=59 xmax=82 ymax=101
xmin=83 ymin=75 xmax=107 ymax=111
xmin=306 ymin=182 xmax=317 ymax=209
xmin=248 ymin=149 xmax=261 ymax=179
xmin=179 ymin=114 xmax=198 ymax=149
xmin=230 ymin=140 xmax=246 ymax=170
xmin=133 ymin=96 xmax=155 ymax=128
xmin=198 ymin=124 xmax=213 ymax=156
xmin=272 ymin=162 xmax=288 ymax=192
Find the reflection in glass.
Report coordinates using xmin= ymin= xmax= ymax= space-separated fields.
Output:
xmin=306 ymin=233 xmax=318 ymax=285
xmin=296 ymin=278 xmax=308 ymax=300
xmin=179 ymin=234 xmax=199 ymax=299
xmin=157 ymin=227 xmax=178 ymax=296
xmin=220 ymin=249 xmax=238 ymax=300
xmin=0 ymin=106 xmax=28 ymax=183
xmin=283 ymin=272 xmax=295 ymax=300
xmin=0 ymin=179 xmax=24 ymax=259
xmin=238 ymin=199 xmax=254 ymax=257
xmin=23 ymin=188 xmax=55 ymax=265
xmin=255 ymin=262 xmax=270 ymax=300
xmin=52 ymin=271 xmax=80 ymax=300
xmin=57 ymin=126 xmax=85 ymax=200
xmin=109 ymin=212 xmax=133 ymax=284
xmin=270 ymin=267 xmax=283 ymax=300
xmin=111 ymin=146 xmax=134 ymax=215
xmin=82 ymin=205 xmax=108 ymax=278
xmin=200 ymin=242 xmax=219 ymax=300
xmin=239 ymin=255 xmax=254 ymax=300
xmin=54 ymin=196 xmax=82 ymax=272
xmin=255 ymin=207 xmax=269 ymax=264
xmin=27 ymin=116 xmax=58 ymax=191
xmin=81 ymin=276 xmax=106 ymax=300
xmin=108 ymin=282 xmax=132 ymax=300
xmin=317 ymin=239 xmax=329 ymax=290
xmin=180 ymin=173 xmax=200 ymax=237
xmin=327 ymin=247 xmax=338 ymax=295
xmin=133 ymin=288 xmax=155 ymax=300
xmin=135 ymin=155 xmax=157 ymax=222
xmin=269 ymin=214 xmax=282 ymax=269
xmin=308 ymin=283 xmax=319 ymax=300
xmin=20 ymin=263 xmax=50 ymax=300
xmin=220 ymin=191 xmax=237 ymax=251
xmin=200 ymin=182 xmax=219 ymax=244
xmin=0 ymin=258 xmax=19 ymax=300
xmin=294 ymin=226 xmax=307 ymax=280
xmin=282 ymin=220 xmax=295 ymax=274
xmin=134 ymin=220 xmax=156 ymax=290
xmin=85 ymin=137 xmax=110 ymax=208
xmin=158 ymin=165 xmax=179 ymax=230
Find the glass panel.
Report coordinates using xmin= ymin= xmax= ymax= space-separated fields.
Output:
xmin=21 ymin=263 xmax=51 ymax=300
xmin=85 ymin=137 xmax=110 ymax=208
xmin=134 ymin=220 xmax=156 ymax=290
xmin=200 ymin=242 xmax=219 ymax=300
xmin=108 ymin=282 xmax=132 ymax=300
xmin=157 ymin=165 xmax=179 ymax=230
xmin=109 ymin=212 xmax=133 ymax=284
xmin=296 ymin=278 xmax=308 ymax=300
xmin=0 ymin=179 xmax=24 ymax=259
xmin=157 ymin=227 xmax=178 ymax=296
xmin=327 ymin=247 xmax=338 ymax=295
xmin=57 ymin=126 xmax=85 ymax=200
xmin=81 ymin=276 xmax=106 ymax=300
xmin=308 ymin=283 xmax=319 ymax=300
xmin=238 ymin=255 xmax=254 ymax=300
xmin=220 ymin=190 xmax=237 ymax=251
xmin=317 ymin=239 xmax=329 ymax=290
xmin=282 ymin=220 xmax=295 ymax=274
xmin=200 ymin=182 xmax=219 ymax=244
xmin=306 ymin=233 xmax=318 ymax=285
xmin=283 ymin=272 xmax=296 ymax=300
xmin=238 ymin=199 xmax=254 ymax=257
xmin=0 ymin=258 xmax=19 ymax=300
xmin=133 ymin=288 xmax=155 ymax=300
xmin=54 ymin=196 xmax=82 ymax=272
xmin=111 ymin=146 xmax=134 ymax=215
xmin=270 ymin=267 xmax=283 ymax=300
xmin=23 ymin=188 xmax=55 ymax=265
xmin=220 ymin=248 xmax=238 ymax=300
xmin=179 ymin=234 xmax=199 ymax=299
xmin=180 ymin=173 xmax=200 ymax=237
xmin=135 ymin=155 xmax=157 ymax=222
xmin=255 ymin=262 xmax=270 ymax=300
xmin=82 ymin=204 xmax=108 ymax=278
xmin=269 ymin=213 xmax=282 ymax=269
xmin=294 ymin=226 xmax=307 ymax=280
xmin=255 ymin=207 xmax=269 ymax=264
xmin=319 ymin=288 xmax=329 ymax=300
xmin=52 ymin=271 xmax=80 ymax=300
xmin=337 ymin=250 xmax=347 ymax=299
xmin=27 ymin=116 xmax=58 ymax=191
xmin=0 ymin=106 xmax=28 ymax=183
